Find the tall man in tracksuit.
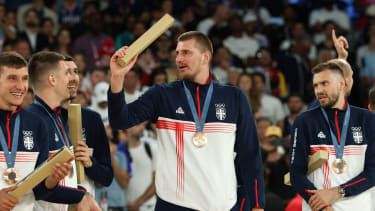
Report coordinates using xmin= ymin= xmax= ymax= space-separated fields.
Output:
xmin=290 ymin=61 xmax=375 ymax=211
xmin=27 ymin=51 xmax=100 ymax=211
xmin=60 ymin=56 xmax=113 ymax=195
xmin=108 ymin=31 xmax=265 ymax=211
xmin=0 ymin=52 xmax=71 ymax=211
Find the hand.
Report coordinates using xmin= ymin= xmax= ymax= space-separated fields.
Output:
xmin=0 ymin=186 xmax=18 ymax=211
xmin=74 ymin=141 xmax=92 ymax=168
xmin=307 ymin=187 xmax=341 ymax=211
xmin=332 ymin=29 xmax=349 ymax=60
xmin=109 ymin=142 xmax=117 ymax=157
xmin=75 ymin=193 xmax=101 ymax=211
xmin=324 ymin=206 xmax=334 ymax=211
xmin=252 ymin=209 xmax=264 ymax=211
xmin=45 ymin=162 xmax=72 ymax=189
xmin=110 ymin=46 xmax=138 ymax=93
xmin=127 ymin=201 xmax=140 ymax=211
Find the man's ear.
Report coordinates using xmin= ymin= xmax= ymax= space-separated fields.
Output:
xmin=48 ymin=74 xmax=56 ymax=86
xmin=203 ymin=51 xmax=211 ymax=64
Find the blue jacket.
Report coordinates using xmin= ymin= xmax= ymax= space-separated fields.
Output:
xmin=0 ymin=108 xmax=57 ymax=200
xmin=290 ymin=104 xmax=375 ymax=204
xmin=108 ymin=80 xmax=265 ymax=210
xmin=28 ymin=96 xmax=87 ymax=204
xmin=60 ymin=106 xmax=113 ymax=186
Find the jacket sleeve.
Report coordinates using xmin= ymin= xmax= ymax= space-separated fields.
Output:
xmin=108 ymin=86 xmax=159 ymax=130
xmin=233 ymin=89 xmax=265 ymax=209
xmin=84 ymin=111 xmax=113 ymax=186
xmin=289 ymin=115 xmax=317 ymax=203
xmin=339 ymin=115 xmax=375 ymax=196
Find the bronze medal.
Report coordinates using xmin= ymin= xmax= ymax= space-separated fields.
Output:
xmin=332 ymin=159 xmax=347 ymax=174
xmin=192 ymin=132 xmax=207 ymax=148
xmin=3 ymin=168 xmax=20 ymax=184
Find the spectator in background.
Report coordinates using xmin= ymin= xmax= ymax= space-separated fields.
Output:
xmin=73 ymin=53 xmax=86 ymax=82
xmin=137 ymin=49 xmax=160 ymax=85
xmin=81 ymin=66 xmax=108 ymax=97
xmin=357 ymin=23 xmax=375 ymax=71
xmin=0 ymin=4 xmax=16 ymax=51
xmin=3 ymin=8 xmax=17 ymax=35
xmin=13 ymin=38 xmax=32 ymax=60
xmin=237 ymin=73 xmax=261 ymax=119
xmin=96 ymin=137 xmax=129 ymax=211
xmin=121 ymin=122 xmax=157 ymax=211
xmin=73 ymin=11 xmax=113 ymax=72
xmin=154 ymin=34 xmax=172 ymax=69
xmin=223 ymin=14 xmax=259 ymax=63
xmin=243 ymin=0 xmax=271 ymax=26
xmin=16 ymin=0 xmax=59 ymax=35
xmin=90 ymin=81 xmax=110 ymax=122
xmin=212 ymin=46 xmax=242 ymax=84
xmin=243 ymin=13 xmax=269 ymax=48
xmin=53 ymin=26 xmax=74 ymax=56
xmin=115 ymin=13 xmax=137 ymax=49
xmin=282 ymin=94 xmax=305 ymax=146
xmin=70 ymin=0 xmax=99 ymax=40
xmin=256 ymin=117 xmax=273 ymax=150
xmin=280 ymin=22 xmax=317 ymax=64
xmin=251 ymin=72 xmax=285 ymax=126
xmin=253 ymin=48 xmax=288 ymax=98
xmin=18 ymin=8 xmax=50 ymax=53
xmin=56 ymin=0 xmax=83 ymax=25
xmin=196 ymin=4 xmax=230 ymax=35
xmin=309 ymin=0 xmax=350 ymax=34
xmin=21 ymin=88 xmax=34 ymax=109
xmin=317 ymin=47 xmax=335 ymax=63
xmin=123 ymin=67 xmax=148 ymax=104
xmin=148 ymin=67 xmax=167 ymax=86
xmin=40 ymin=17 xmax=55 ymax=46
xmin=72 ymin=90 xmax=90 ymax=107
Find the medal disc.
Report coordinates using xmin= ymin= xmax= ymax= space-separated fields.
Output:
xmin=332 ymin=159 xmax=347 ymax=174
xmin=192 ymin=132 xmax=207 ymax=148
xmin=3 ymin=168 xmax=20 ymax=184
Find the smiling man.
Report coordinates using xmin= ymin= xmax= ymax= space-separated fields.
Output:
xmin=0 ymin=52 xmax=71 ymax=211
xmin=108 ymin=31 xmax=265 ymax=211
xmin=290 ymin=61 xmax=375 ymax=211
xmin=27 ymin=51 xmax=100 ymax=211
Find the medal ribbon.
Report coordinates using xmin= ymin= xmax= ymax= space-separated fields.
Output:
xmin=34 ymin=100 xmax=70 ymax=147
xmin=183 ymin=80 xmax=213 ymax=132
xmin=0 ymin=114 xmax=20 ymax=168
xmin=320 ymin=105 xmax=350 ymax=159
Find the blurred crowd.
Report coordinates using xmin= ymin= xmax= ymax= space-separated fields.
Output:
xmin=2 ymin=0 xmax=375 ymax=210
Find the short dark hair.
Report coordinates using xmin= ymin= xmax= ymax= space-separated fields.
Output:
xmin=369 ymin=87 xmax=375 ymax=111
xmin=251 ymin=71 xmax=266 ymax=84
xmin=29 ymin=51 xmax=65 ymax=90
xmin=0 ymin=52 xmax=28 ymax=75
xmin=177 ymin=31 xmax=213 ymax=55
xmin=64 ymin=55 xmax=74 ymax=61
xmin=311 ymin=61 xmax=344 ymax=77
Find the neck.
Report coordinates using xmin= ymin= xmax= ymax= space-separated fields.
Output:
xmin=128 ymin=137 xmax=141 ymax=148
xmin=124 ymin=86 xmax=136 ymax=94
xmin=331 ymin=96 xmax=346 ymax=110
xmin=192 ymin=68 xmax=210 ymax=85
xmin=36 ymin=89 xmax=65 ymax=110
xmin=61 ymin=99 xmax=71 ymax=109
xmin=0 ymin=103 xmax=17 ymax=112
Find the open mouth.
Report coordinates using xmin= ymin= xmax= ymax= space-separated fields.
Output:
xmin=11 ymin=92 xmax=23 ymax=97
xmin=178 ymin=65 xmax=188 ymax=71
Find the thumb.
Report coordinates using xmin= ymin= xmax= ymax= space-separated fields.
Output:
xmin=3 ymin=185 xmax=17 ymax=193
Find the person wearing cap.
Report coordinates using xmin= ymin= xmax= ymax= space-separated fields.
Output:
xmin=90 ymin=81 xmax=110 ymax=122
xmin=290 ymin=61 xmax=375 ymax=211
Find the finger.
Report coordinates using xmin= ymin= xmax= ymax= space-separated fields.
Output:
xmin=338 ymin=36 xmax=349 ymax=49
xmin=307 ymin=189 xmax=317 ymax=194
xmin=332 ymin=29 xmax=337 ymax=43
xmin=77 ymin=141 xmax=88 ymax=147
xmin=3 ymin=185 xmax=17 ymax=192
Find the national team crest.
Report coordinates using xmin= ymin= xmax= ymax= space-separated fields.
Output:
xmin=23 ymin=130 xmax=34 ymax=150
xmin=215 ymin=103 xmax=226 ymax=120
xmin=351 ymin=127 xmax=363 ymax=144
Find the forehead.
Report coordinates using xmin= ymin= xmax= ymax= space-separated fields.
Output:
xmin=313 ymin=69 xmax=337 ymax=83
xmin=65 ymin=61 xmax=77 ymax=69
xmin=0 ymin=66 xmax=28 ymax=76
xmin=176 ymin=39 xmax=198 ymax=51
